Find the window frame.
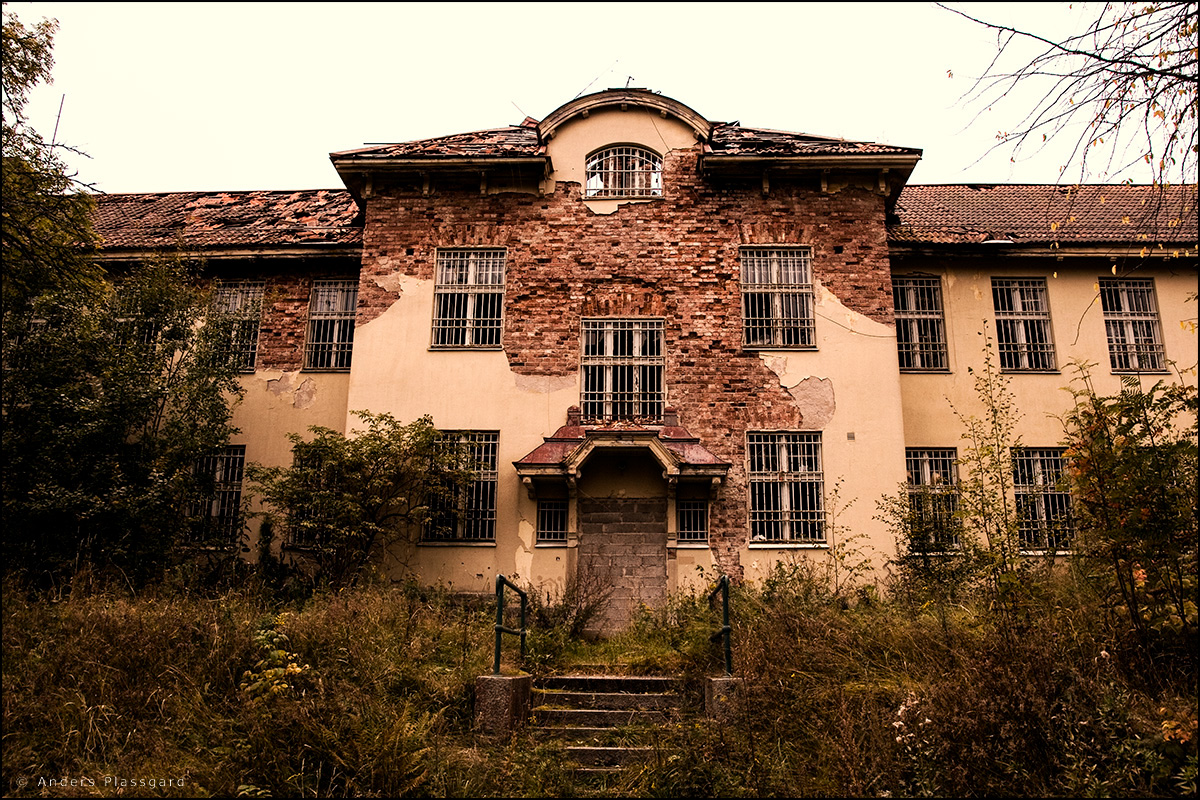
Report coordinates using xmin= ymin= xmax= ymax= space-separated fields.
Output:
xmin=580 ymin=317 xmax=666 ymax=424
xmin=536 ymin=499 xmax=568 ymax=545
xmin=432 ymin=248 xmax=506 ymax=349
xmin=747 ymin=432 xmax=825 ymax=545
xmin=905 ymin=448 xmax=961 ymax=552
xmin=1012 ymin=447 xmax=1074 ymax=553
xmin=991 ymin=277 xmax=1058 ymax=372
xmin=303 ymin=279 xmax=358 ymax=371
xmin=188 ymin=444 xmax=246 ymax=544
xmin=212 ymin=280 xmax=264 ymax=373
xmin=740 ymin=246 xmax=816 ymax=350
xmin=1099 ymin=278 xmax=1167 ymax=373
xmin=893 ymin=276 xmax=949 ymax=371
xmin=677 ymin=500 xmax=709 ymax=543
xmin=584 ymin=144 xmax=663 ymax=199
xmin=423 ymin=431 xmax=500 ymax=544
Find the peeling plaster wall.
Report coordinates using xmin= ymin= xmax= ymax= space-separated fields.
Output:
xmin=742 ymin=281 xmax=908 ymax=582
xmin=350 ymin=106 xmax=906 ymax=590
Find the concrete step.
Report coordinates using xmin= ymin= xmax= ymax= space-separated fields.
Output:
xmin=533 ymin=706 xmax=668 ymax=728
xmin=533 ymin=688 xmax=678 ymax=710
xmin=538 ymin=674 xmax=680 ymax=694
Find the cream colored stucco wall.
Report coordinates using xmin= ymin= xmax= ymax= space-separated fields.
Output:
xmin=899 ymin=260 xmax=1197 ymax=450
xmin=545 ymin=107 xmax=698 ymax=214
xmin=231 ymin=371 xmax=351 ymax=551
xmin=740 ymin=277 xmax=910 ymax=584
xmin=344 ymin=273 xmax=581 ymax=595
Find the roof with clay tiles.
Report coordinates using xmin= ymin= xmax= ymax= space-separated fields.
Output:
xmin=707 ymin=123 xmax=921 ymax=157
xmin=891 ymin=184 xmax=1198 ymax=245
xmin=330 ymin=126 xmax=543 ymax=160
xmin=92 ymin=190 xmax=362 ymax=251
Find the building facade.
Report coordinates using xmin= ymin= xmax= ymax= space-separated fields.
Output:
xmin=92 ymin=90 xmax=1198 ymax=628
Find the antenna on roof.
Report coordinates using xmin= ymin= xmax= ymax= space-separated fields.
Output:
xmin=511 ymin=101 xmax=528 ymax=120
xmin=574 ymin=59 xmax=619 ymax=99
xmin=625 ymin=75 xmax=634 ymax=88
xmin=51 ymin=94 xmax=65 ymax=147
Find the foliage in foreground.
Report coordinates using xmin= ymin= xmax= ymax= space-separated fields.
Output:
xmin=4 ymin=564 xmax=1196 ymax=798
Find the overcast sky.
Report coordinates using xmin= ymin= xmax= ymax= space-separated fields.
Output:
xmin=13 ymin=2 xmax=1132 ymax=195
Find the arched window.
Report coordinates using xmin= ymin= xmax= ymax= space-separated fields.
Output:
xmin=585 ymin=145 xmax=663 ymax=198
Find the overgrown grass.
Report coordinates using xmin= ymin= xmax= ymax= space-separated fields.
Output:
xmin=3 ymin=564 xmax=1196 ymax=797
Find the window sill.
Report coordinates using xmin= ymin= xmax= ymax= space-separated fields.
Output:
xmin=670 ymin=542 xmax=710 ymax=549
xmin=300 ymin=368 xmax=352 ymax=374
xmin=899 ymin=368 xmax=952 ymax=374
xmin=1112 ymin=369 xmax=1169 ymax=375
xmin=418 ymin=540 xmax=497 ymax=547
xmin=999 ymin=369 xmax=1060 ymax=375
xmin=535 ymin=541 xmax=568 ymax=548
xmin=428 ymin=346 xmax=504 ymax=352
xmin=748 ymin=542 xmax=828 ymax=549
xmin=743 ymin=346 xmax=818 ymax=353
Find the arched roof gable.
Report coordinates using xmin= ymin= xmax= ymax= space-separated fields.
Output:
xmin=538 ymin=89 xmax=712 ymax=143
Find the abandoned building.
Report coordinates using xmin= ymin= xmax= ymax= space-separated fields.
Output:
xmin=91 ymin=89 xmax=1198 ymax=628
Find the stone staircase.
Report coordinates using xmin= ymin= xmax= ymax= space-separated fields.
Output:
xmin=531 ymin=673 xmax=681 ymax=778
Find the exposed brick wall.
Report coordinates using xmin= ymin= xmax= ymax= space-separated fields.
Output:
xmin=357 ymin=147 xmax=896 ymax=578
xmin=579 ymin=497 xmax=668 ymax=632
xmin=217 ymin=259 xmax=360 ymax=372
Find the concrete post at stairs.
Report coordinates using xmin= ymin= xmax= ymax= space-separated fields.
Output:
xmin=705 ymin=676 xmax=743 ymax=724
xmin=474 ymin=674 xmax=532 ymax=736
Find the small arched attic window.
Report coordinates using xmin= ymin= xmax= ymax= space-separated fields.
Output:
xmin=585 ymin=145 xmax=663 ymax=198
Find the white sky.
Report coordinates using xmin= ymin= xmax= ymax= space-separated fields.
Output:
xmin=12 ymin=1 xmax=1136 ymax=195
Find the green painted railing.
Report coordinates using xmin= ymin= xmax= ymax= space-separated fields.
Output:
xmin=709 ymin=574 xmax=733 ymax=676
xmin=492 ymin=574 xmax=527 ymax=675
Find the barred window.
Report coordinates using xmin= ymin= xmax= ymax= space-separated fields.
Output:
xmin=537 ymin=500 xmax=568 ymax=544
xmin=433 ymin=249 xmax=505 ymax=348
xmin=304 ymin=279 xmax=357 ymax=371
xmin=905 ymin=448 xmax=960 ymax=551
xmin=893 ymin=277 xmax=948 ymax=370
xmin=285 ymin=448 xmax=341 ymax=549
xmin=992 ymin=278 xmax=1057 ymax=371
xmin=189 ymin=445 xmax=245 ymax=543
xmin=213 ymin=281 xmax=264 ymax=372
xmin=581 ymin=318 xmax=665 ymax=423
xmin=747 ymin=433 xmax=824 ymax=543
xmin=112 ymin=295 xmax=158 ymax=354
xmin=425 ymin=431 xmax=499 ymax=542
xmin=585 ymin=145 xmax=663 ymax=198
xmin=1099 ymin=278 xmax=1166 ymax=372
xmin=1012 ymin=448 xmax=1073 ymax=552
xmin=741 ymin=247 xmax=815 ymax=349
xmin=677 ymin=500 xmax=708 ymax=542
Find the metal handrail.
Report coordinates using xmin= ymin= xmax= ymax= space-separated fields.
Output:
xmin=493 ymin=574 xmax=527 ymax=675
xmin=709 ymin=574 xmax=733 ymax=676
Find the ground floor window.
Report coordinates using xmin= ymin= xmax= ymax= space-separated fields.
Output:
xmin=905 ymin=448 xmax=961 ymax=551
xmin=536 ymin=500 xmax=568 ymax=544
xmin=747 ymin=432 xmax=824 ymax=543
xmin=424 ymin=431 xmax=499 ymax=542
xmin=677 ymin=500 xmax=708 ymax=542
xmin=1012 ymin=447 xmax=1073 ymax=552
xmin=189 ymin=445 xmax=246 ymax=543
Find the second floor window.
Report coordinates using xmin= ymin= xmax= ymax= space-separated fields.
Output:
xmin=585 ymin=145 xmax=663 ymax=198
xmin=304 ymin=279 xmax=358 ymax=371
xmin=893 ymin=277 xmax=948 ymax=370
xmin=1012 ymin=447 xmax=1073 ymax=552
xmin=741 ymin=247 xmax=816 ymax=349
xmin=212 ymin=280 xmax=264 ymax=372
xmin=992 ymin=278 xmax=1057 ymax=371
xmin=747 ymin=432 xmax=824 ymax=544
xmin=581 ymin=318 xmax=665 ymax=423
xmin=905 ymin=448 xmax=960 ymax=551
xmin=433 ymin=248 xmax=505 ymax=348
xmin=1099 ymin=278 xmax=1166 ymax=372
